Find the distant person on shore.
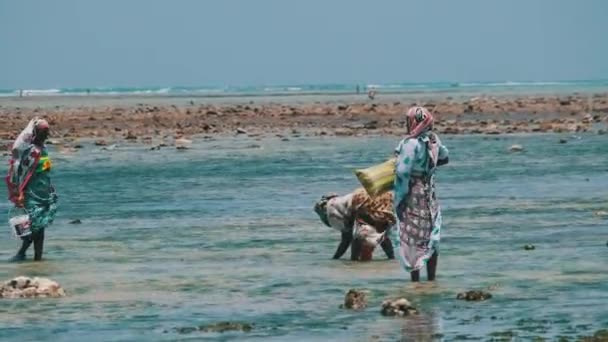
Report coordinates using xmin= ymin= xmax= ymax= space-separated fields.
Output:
xmin=368 ymin=88 xmax=376 ymax=100
xmin=392 ymin=106 xmax=449 ymax=281
xmin=6 ymin=118 xmax=58 ymax=262
xmin=314 ymin=188 xmax=395 ymax=261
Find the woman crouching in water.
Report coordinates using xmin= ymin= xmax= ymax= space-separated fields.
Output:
xmin=393 ymin=107 xmax=448 ymax=281
xmin=6 ymin=118 xmax=58 ymax=262
xmin=314 ymin=188 xmax=395 ymax=261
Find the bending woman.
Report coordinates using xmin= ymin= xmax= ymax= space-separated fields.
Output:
xmin=392 ymin=107 xmax=448 ymax=281
xmin=6 ymin=118 xmax=58 ymax=261
xmin=314 ymin=188 xmax=395 ymax=261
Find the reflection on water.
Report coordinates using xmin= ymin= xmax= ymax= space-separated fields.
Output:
xmin=0 ymin=134 xmax=607 ymax=341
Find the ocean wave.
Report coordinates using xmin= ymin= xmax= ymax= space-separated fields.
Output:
xmin=21 ymin=89 xmax=62 ymax=96
xmin=458 ymin=81 xmax=584 ymax=87
xmin=1 ymin=80 xmax=607 ymax=98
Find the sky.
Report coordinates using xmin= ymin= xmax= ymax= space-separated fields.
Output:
xmin=1 ymin=0 xmax=607 ymax=88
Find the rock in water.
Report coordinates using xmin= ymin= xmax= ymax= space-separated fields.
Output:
xmin=69 ymin=219 xmax=82 ymax=224
xmin=342 ymin=289 xmax=368 ymax=310
xmin=578 ymin=329 xmax=608 ymax=342
xmin=199 ymin=322 xmax=253 ymax=333
xmin=456 ymin=290 xmax=492 ymax=301
xmin=380 ymin=298 xmax=418 ymax=317
xmin=524 ymin=244 xmax=536 ymax=250
xmin=0 ymin=276 xmax=66 ymax=299
xmin=509 ymin=144 xmax=524 ymax=152
xmin=175 ymin=322 xmax=253 ymax=334
xmin=175 ymin=138 xmax=192 ymax=150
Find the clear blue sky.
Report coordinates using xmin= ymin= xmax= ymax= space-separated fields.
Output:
xmin=1 ymin=0 xmax=607 ymax=88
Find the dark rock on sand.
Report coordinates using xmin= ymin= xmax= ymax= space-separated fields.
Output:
xmin=363 ymin=120 xmax=379 ymax=130
xmin=125 ymin=131 xmax=137 ymax=140
xmin=341 ymin=289 xmax=368 ymax=310
xmin=69 ymin=219 xmax=82 ymax=224
xmin=94 ymin=140 xmax=108 ymax=146
xmin=380 ymin=298 xmax=418 ymax=317
xmin=456 ymin=290 xmax=492 ymax=301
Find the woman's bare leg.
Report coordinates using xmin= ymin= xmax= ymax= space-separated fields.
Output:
xmin=426 ymin=251 xmax=438 ymax=281
xmin=10 ymin=237 xmax=32 ymax=262
xmin=33 ymin=229 xmax=45 ymax=261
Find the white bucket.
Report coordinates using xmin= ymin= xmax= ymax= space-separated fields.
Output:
xmin=8 ymin=212 xmax=32 ymax=238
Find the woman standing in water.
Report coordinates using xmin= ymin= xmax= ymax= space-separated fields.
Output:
xmin=393 ymin=107 xmax=448 ymax=281
xmin=6 ymin=118 xmax=58 ymax=261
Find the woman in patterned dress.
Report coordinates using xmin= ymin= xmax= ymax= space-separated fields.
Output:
xmin=6 ymin=118 xmax=58 ymax=261
xmin=393 ymin=107 xmax=449 ymax=281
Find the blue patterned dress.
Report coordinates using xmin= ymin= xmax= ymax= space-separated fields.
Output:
xmin=392 ymin=132 xmax=448 ymax=272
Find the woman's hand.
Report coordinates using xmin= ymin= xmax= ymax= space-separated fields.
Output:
xmin=16 ymin=192 xmax=25 ymax=207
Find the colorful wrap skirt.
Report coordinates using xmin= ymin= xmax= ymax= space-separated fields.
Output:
xmin=392 ymin=175 xmax=441 ymax=272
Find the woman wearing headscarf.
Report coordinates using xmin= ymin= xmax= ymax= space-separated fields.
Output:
xmin=314 ymin=188 xmax=395 ymax=261
xmin=393 ymin=107 xmax=449 ymax=281
xmin=6 ymin=118 xmax=58 ymax=261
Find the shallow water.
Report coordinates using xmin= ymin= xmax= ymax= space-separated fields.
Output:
xmin=0 ymin=134 xmax=607 ymax=341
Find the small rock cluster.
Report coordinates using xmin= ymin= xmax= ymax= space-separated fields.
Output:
xmin=456 ymin=290 xmax=492 ymax=301
xmin=174 ymin=322 xmax=253 ymax=334
xmin=0 ymin=276 xmax=66 ymax=299
xmin=380 ymin=298 xmax=418 ymax=317
xmin=341 ymin=289 xmax=368 ymax=310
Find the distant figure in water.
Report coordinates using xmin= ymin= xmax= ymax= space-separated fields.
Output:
xmin=6 ymin=118 xmax=58 ymax=261
xmin=368 ymin=88 xmax=376 ymax=100
xmin=356 ymin=85 xmax=360 ymax=94
xmin=314 ymin=188 xmax=395 ymax=261
xmin=392 ymin=106 xmax=449 ymax=281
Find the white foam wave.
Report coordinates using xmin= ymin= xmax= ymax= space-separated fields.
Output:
xmin=21 ymin=89 xmax=61 ymax=96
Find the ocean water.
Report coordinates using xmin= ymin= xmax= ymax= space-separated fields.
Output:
xmin=2 ymin=79 xmax=608 ymax=98
xmin=0 ymin=134 xmax=607 ymax=341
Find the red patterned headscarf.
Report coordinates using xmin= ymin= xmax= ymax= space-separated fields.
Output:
xmin=405 ymin=106 xmax=440 ymax=167
xmin=406 ymin=106 xmax=434 ymax=139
